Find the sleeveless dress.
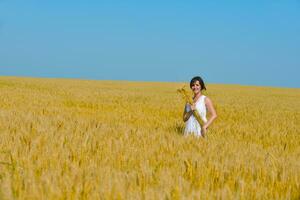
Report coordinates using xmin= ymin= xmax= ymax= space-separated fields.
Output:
xmin=184 ymin=95 xmax=208 ymax=137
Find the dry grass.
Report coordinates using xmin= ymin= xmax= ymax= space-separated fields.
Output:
xmin=0 ymin=76 xmax=299 ymax=199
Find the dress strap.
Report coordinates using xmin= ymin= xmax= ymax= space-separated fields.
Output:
xmin=196 ymin=95 xmax=206 ymax=104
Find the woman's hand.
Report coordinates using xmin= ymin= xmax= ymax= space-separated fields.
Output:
xmin=190 ymin=103 xmax=196 ymax=111
xmin=183 ymin=103 xmax=194 ymax=122
xmin=202 ymin=124 xmax=208 ymax=132
xmin=201 ymin=124 xmax=207 ymax=137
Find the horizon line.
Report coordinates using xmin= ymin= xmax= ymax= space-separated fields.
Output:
xmin=1 ymin=75 xmax=299 ymax=90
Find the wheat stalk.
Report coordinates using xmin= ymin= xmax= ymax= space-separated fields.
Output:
xmin=177 ymin=86 xmax=204 ymax=128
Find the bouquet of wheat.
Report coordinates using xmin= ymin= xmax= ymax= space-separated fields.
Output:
xmin=177 ymin=86 xmax=204 ymax=128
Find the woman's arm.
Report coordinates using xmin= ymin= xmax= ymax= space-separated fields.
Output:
xmin=183 ymin=103 xmax=195 ymax=122
xmin=203 ymin=97 xmax=217 ymax=131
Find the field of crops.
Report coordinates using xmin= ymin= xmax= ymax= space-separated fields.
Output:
xmin=0 ymin=76 xmax=299 ymax=199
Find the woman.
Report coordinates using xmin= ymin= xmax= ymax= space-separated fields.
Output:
xmin=183 ymin=76 xmax=217 ymax=137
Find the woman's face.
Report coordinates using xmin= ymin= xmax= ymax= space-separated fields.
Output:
xmin=191 ymin=80 xmax=201 ymax=94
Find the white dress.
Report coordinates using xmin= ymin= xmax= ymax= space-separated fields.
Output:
xmin=184 ymin=95 xmax=208 ymax=137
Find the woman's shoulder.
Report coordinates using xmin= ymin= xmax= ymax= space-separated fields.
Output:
xmin=200 ymin=95 xmax=207 ymax=101
xmin=204 ymin=96 xmax=214 ymax=104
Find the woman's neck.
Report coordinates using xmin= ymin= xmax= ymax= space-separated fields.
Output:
xmin=193 ymin=92 xmax=202 ymax=99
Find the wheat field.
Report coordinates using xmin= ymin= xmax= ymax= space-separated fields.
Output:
xmin=0 ymin=76 xmax=299 ymax=199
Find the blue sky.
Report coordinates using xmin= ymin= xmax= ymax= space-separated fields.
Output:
xmin=0 ymin=1 xmax=299 ymax=88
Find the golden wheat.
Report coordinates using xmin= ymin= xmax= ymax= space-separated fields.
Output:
xmin=0 ymin=76 xmax=299 ymax=199
xmin=177 ymin=86 xmax=204 ymax=129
